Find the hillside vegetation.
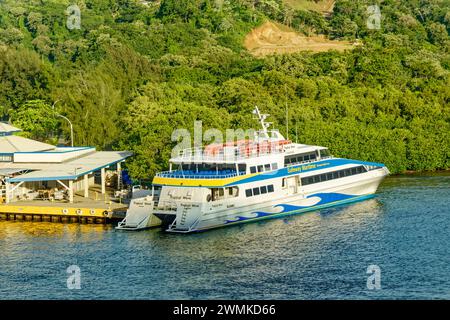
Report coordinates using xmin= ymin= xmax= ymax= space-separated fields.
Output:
xmin=284 ymin=0 xmax=335 ymax=14
xmin=0 ymin=0 xmax=449 ymax=178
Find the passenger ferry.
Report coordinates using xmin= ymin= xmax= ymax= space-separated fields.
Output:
xmin=117 ymin=107 xmax=389 ymax=233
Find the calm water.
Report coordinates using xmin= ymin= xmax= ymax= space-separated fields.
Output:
xmin=0 ymin=173 xmax=449 ymax=300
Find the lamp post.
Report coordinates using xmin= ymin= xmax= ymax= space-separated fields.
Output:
xmin=52 ymin=100 xmax=74 ymax=147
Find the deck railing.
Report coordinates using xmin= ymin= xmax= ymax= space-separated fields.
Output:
xmin=172 ymin=140 xmax=288 ymax=163
xmin=155 ymin=170 xmax=244 ymax=179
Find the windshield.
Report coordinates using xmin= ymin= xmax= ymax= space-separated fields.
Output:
xmin=320 ymin=149 xmax=331 ymax=158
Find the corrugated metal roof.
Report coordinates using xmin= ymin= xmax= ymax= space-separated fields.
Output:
xmin=0 ymin=122 xmax=21 ymax=133
xmin=5 ymin=151 xmax=133 ymax=182
xmin=0 ymin=135 xmax=56 ymax=153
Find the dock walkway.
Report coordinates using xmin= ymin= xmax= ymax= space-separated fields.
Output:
xmin=0 ymin=189 xmax=127 ymax=224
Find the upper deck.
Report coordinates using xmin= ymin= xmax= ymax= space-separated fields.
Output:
xmin=171 ymin=137 xmax=290 ymax=164
xmin=154 ymin=107 xmax=330 ymax=182
xmin=155 ymin=141 xmax=331 ymax=180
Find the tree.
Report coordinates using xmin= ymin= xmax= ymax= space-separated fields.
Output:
xmin=10 ymin=100 xmax=58 ymax=143
xmin=426 ymin=22 xmax=448 ymax=44
xmin=0 ymin=47 xmax=52 ymax=110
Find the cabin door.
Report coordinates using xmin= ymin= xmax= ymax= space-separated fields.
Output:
xmin=287 ymin=176 xmax=298 ymax=195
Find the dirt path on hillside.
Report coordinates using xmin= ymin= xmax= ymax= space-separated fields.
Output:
xmin=244 ymin=21 xmax=353 ymax=57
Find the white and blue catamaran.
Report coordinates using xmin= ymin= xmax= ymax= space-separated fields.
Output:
xmin=118 ymin=107 xmax=389 ymax=233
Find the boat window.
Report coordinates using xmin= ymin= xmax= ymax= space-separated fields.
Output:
xmin=264 ymin=164 xmax=271 ymax=171
xmin=211 ymin=188 xmax=226 ymax=201
xmin=245 ymin=185 xmax=274 ymax=197
xmin=182 ymin=164 xmax=193 ymax=171
xmin=250 ymin=166 xmax=257 ymax=174
xmin=320 ymin=149 xmax=331 ymax=158
xmin=0 ymin=155 xmax=12 ymax=162
xmin=227 ymin=186 xmax=239 ymax=197
xmin=210 ymin=187 xmax=238 ymax=201
xmin=193 ymin=163 xmax=235 ymax=175
xmin=211 ymin=188 xmax=218 ymax=201
xmin=301 ymin=166 xmax=367 ymax=186
xmin=284 ymin=152 xmax=317 ymax=166
xmin=272 ymin=163 xmax=278 ymax=170
xmin=303 ymin=177 xmax=314 ymax=185
xmin=257 ymin=165 xmax=263 ymax=173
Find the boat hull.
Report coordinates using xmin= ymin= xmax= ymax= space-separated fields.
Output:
xmin=166 ymin=169 xmax=387 ymax=233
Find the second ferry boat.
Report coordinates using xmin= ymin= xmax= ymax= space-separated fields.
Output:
xmin=118 ymin=107 xmax=389 ymax=233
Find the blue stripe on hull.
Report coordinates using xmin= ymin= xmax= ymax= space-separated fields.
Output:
xmin=196 ymin=193 xmax=376 ymax=232
xmin=225 ymin=158 xmax=385 ymax=187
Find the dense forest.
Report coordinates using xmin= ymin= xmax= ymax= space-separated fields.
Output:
xmin=0 ymin=0 xmax=449 ymax=178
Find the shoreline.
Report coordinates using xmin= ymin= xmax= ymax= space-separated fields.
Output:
xmin=392 ymin=169 xmax=450 ymax=176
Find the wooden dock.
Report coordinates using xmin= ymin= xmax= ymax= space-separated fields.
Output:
xmin=0 ymin=203 xmax=127 ymax=224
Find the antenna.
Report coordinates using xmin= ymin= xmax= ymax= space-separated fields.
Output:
xmin=285 ymin=84 xmax=289 ymax=140
xmin=253 ymin=106 xmax=271 ymax=139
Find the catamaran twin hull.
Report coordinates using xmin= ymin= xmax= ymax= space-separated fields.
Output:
xmin=152 ymin=161 xmax=389 ymax=233
xmin=117 ymin=107 xmax=389 ymax=233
